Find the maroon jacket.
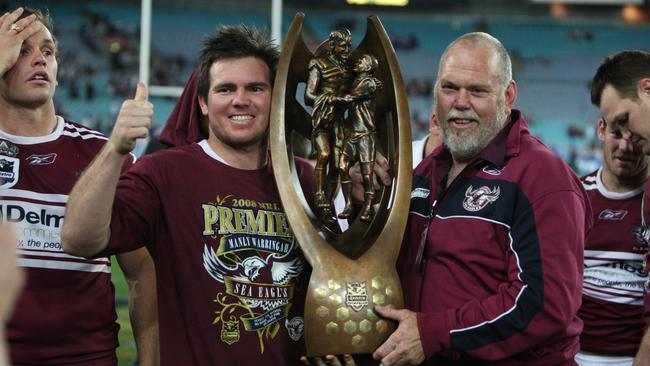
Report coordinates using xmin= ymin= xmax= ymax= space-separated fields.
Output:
xmin=397 ymin=110 xmax=592 ymax=365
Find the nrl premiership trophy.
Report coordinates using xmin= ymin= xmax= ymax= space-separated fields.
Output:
xmin=269 ymin=13 xmax=412 ymax=356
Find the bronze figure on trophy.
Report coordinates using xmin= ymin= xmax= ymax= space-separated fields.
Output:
xmin=336 ymin=54 xmax=383 ymax=222
xmin=304 ymin=29 xmax=384 ymax=223
xmin=304 ymin=29 xmax=353 ymax=222
xmin=270 ymin=13 xmax=412 ymax=356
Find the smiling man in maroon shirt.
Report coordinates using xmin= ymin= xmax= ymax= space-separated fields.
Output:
xmin=62 ymin=25 xmax=314 ymax=365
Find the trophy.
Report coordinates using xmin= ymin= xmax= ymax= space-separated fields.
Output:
xmin=269 ymin=13 xmax=412 ymax=356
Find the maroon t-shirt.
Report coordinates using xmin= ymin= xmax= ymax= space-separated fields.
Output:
xmin=579 ymin=169 xmax=646 ymax=355
xmin=105 ymin=141 xmax=313 ymax=365
xmin=1 ymin=117 xmax=127 ymax=365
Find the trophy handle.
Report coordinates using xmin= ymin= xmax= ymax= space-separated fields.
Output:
xmin=355 ymin=15 xmax=412 ymax=265
xmin=270 ymin=13 xmax=341 ymax=269
xmin=270 ymin=13 xmax=412 ymax=268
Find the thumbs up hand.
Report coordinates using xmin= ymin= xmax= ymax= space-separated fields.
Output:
xmin=110 ymin=82 xmax=154 ymax=155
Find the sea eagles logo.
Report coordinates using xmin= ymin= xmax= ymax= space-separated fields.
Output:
xmin=203 ymin=243 xmax=304 ymax=310
xmin=634 ymin=225 xmax=650 ymax=248
xmin=285 ymin=316 xmax=304 ymax=341
xmin=463 ymin=185 xmax=500 ymax=212
xmin=203 ymin=237 xmax=304 ymax=351
xmin=27 ymin=153 xmax=57 ymax=165
xmin=0 ymin=156 xmax=19 ymax=189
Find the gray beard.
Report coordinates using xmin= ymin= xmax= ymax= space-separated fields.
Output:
xmin=442 ymin=104 xmax=507 ymax=161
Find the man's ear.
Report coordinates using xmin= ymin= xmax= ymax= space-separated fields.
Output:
xmin=505 ymin=80 xmax=517 ymax=109
xmin=429 ymin=113 xmax=438 ymax=130
xmin=198 ymin=95 xmax=208 ymax=116
xmin=596 ymin=118 xmax=606 ymax=142
xmin=639 ymin=78 xmax=650 ymax=98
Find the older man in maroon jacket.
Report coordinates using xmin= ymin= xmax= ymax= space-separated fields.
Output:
xmin=370 ymin=32 xmax=591 ymax=366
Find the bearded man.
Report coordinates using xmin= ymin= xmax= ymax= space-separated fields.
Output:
xmin=370 ymin=32 xmax=592 ymax=366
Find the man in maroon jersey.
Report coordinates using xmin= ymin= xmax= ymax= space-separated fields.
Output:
xmin=0 ymin=7 xmax=158 ymax=366
xmin=576 ymin=121 xmax=648 ymax=365
xmin=590 ymin=50 xmax=650 ymax=366
xmin=369 ymin=32 xmax=591 ymax=365
xmin=62 ymin=25 xmax=315 ymax=365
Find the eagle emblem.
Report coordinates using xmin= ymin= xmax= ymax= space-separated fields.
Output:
xmin=462 ymin=185 xmax=500 ymax=212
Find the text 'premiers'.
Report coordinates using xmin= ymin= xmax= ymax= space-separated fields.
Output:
xmin=202 ymin=203 xmax=292 ymax=238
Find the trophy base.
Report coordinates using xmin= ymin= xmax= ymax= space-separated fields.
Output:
xmin=304 ymin=269 xmax=403 ymax=356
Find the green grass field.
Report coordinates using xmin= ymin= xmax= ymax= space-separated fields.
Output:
xmin=111 ymin=257 xmax=138 ymax=366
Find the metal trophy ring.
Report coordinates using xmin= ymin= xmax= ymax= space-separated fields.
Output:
xmin=10 ymin=23 xmax=21 ymax=32
xmin=270 ymin=13 xmax=412 ymax=357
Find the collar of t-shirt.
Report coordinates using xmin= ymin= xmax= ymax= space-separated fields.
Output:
xmin=0 ymin=116 xmax=65 ymax=144
xmin=197 ymin=139 xmax=269 ymax=168
xmin=595 ymin=166 xmax=645 ymax=200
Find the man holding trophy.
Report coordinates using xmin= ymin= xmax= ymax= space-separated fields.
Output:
xmin=303 ymin=32 xmax=590 ymax=366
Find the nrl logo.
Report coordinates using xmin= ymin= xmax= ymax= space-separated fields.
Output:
xmin=221 ymin=317 xmax=241 ymax=345
xmin=0 ymin=140 xmax=18 ymax=157
xmin=0 ymin=156 xmax=19 ymax=189
xmin=463 ymin=185 xmax=500 ymax=212
xmin=345 ymin=282 xmax=369 ymax=312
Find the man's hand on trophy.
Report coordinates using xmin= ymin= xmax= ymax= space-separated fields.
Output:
xmin=372 ymin=306 xmax=425 ymax=366
xmin=109 ymin=82 xmax=153 ymax=155
xmin=301 ymin=354 xmax=357 ymax=366
xmin=350 ymin=152 xmax=391 ymax=203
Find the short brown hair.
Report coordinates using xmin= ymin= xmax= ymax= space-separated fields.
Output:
xmin=197 ymin=25 xmax=279 ymax=101
xmin=591 ymin=50 xmax=650 ymax=107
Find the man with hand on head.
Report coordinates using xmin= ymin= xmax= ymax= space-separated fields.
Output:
xmin=574 ymin=54 xmax=650 ymax=366
xmin=371 ymin=32 xmax=591 ymax=365
xmin=62 ymin=25 xmax=315 ymax=365
xmin=588 ymin=50 xmax=650 ymax=366
xmin=0 ymin=7 xmax=158 ymax=366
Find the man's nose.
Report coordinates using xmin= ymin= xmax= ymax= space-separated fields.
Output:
xmin=232 ymin=89 xmax=250 ymax=106
xmin=454 ymin=89 xmax=471 ymax=110
xmin=32 ymin=50 xmax=47 ymax=67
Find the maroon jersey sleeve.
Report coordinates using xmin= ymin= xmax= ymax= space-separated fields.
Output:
xmin=106 ymin=153 xmax=162 ymax=255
